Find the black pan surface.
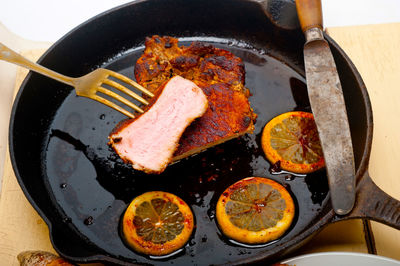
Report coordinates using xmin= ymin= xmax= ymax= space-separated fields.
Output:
xmin=44 ymin=40 xmax=330 ymax=265
xmin=9 ymin=0 xmax=371 ymax=265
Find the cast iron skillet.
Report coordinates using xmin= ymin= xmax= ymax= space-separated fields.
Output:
xmin=9 ymin=0 xmax=400 ymax=265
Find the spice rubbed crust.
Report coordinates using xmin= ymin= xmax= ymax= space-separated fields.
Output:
xmin=135 ymin=35 xmax=256 ymax=160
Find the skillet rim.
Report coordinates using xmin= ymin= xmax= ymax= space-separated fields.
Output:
xmin=8 ymin=0 xmax=374 ymax=264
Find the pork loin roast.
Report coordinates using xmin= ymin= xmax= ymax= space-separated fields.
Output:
xmin=135 ymin=36 xmax=256 ymax=161
xmin=109 ymin=76 xmax=208 ymax=174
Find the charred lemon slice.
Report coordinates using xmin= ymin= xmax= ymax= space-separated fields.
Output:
xmin=122 ymin=191 xmax=194 ymax=256
xmin=216 ymin=177 xmax=295 ymax=244
xmin=261 ymin=111 xmax=324 ymax=174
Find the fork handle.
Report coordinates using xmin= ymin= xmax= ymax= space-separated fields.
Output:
xmin=0 ymin=42 xmax=74 ymax=86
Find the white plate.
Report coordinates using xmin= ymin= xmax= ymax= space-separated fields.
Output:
xmin=281 ymin=252 xmax=400 ymax=266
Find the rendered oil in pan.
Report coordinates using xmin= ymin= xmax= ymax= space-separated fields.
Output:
xmin=44 ymin=39 xmax=330 ymax=265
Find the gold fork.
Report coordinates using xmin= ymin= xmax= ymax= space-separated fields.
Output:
xmin=0 ymin=42 xmax=154 ymax=118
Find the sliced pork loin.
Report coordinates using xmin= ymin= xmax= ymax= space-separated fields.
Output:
xmin=109 ymin=76 xmax=208 ymax=174
xmin=135 ymin=36 xmax=256 ymax=161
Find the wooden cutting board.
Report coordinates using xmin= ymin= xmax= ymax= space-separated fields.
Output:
xmin=327 ymin=22 xmax=400 ymax=260
xmin=1 ymin=23 xmax=399 ymax=265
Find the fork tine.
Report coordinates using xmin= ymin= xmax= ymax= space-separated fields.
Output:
xmin=103 ymin=79 xmax=150 ymax=105
xmin=91 ymin=94 xmax=136 ymax=119
xmin=97 ymin=86 xmax=145 ymax=113
xmin=107 ymin=70 xmax=154 ymax=98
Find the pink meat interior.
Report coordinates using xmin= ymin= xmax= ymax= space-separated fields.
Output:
xmin=109 ymin=76 xmax=208 ymax=173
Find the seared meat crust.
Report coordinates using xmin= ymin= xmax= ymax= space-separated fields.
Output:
xmin=135 ymin=35 xmax=256 ymax=159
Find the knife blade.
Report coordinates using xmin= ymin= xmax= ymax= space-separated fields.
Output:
xmin=295 ymin=0 xmax=356 ymax=215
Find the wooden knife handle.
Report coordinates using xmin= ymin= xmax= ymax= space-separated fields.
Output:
xmin=295 ymin=0 xmax=323 ymax=32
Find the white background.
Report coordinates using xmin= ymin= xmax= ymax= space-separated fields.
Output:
xmin=1 ymin=0 xmax=400 ymax=42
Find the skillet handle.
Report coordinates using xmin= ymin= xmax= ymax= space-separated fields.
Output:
xmin=295 ymin=0 xmax=323 ymax=32
xmin=344 ymin=171 xmax=400 ymax=229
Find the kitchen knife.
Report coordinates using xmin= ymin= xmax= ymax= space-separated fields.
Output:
xmin=295 ymin=0 xmax=356 ymax=215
